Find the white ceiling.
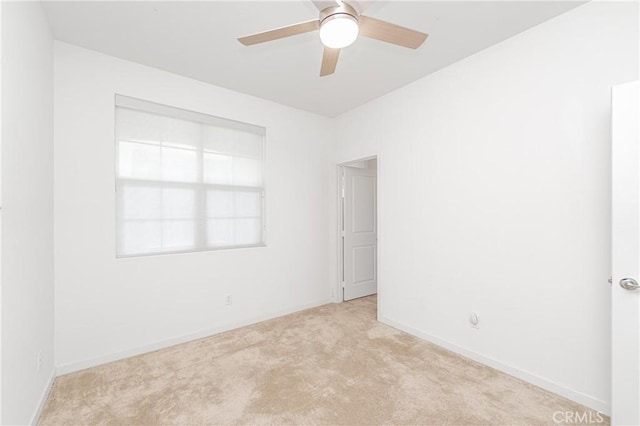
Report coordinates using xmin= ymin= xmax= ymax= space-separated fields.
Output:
xmin=42 ymin=1 xmax=584 ymax=116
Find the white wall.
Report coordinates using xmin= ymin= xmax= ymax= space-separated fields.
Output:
xmin=1 ymin=2 xmax=55 ymax=424
xmin=54 ymin=42 xmax=334 ymax=373
xmin=333 ymin=1 xmax=638 ymax=413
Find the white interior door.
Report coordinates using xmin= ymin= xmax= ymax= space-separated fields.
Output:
xmin=343 ymin=165 xmax=377 ymax=301
xmin=612 ymin=80 xmax=640 ymax=426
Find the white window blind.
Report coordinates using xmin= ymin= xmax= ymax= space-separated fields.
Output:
xmin=115 ymin=95 xmax=266 ymax=257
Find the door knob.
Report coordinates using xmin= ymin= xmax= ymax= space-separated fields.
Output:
xmin=619 ymin=277 xmax=640 ymax=291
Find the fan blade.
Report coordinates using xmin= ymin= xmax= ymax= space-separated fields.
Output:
xmin=311 ymin=0 xmax=339 ymax=12
xmin=312 ymin=0 xmax=371 ymax=13
xmin=238 ymin=19 xmax=320 ymax=46
xmin=348 ymin=0 xmax=375 ymax=15
xmin=320 ymin=47 xmax=340 ymax=76
xmin=358 ymin=15 xmax=428 ymax=49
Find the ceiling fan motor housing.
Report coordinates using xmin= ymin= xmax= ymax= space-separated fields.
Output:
xmin=320 ymin=3 xmax=359 ymax=25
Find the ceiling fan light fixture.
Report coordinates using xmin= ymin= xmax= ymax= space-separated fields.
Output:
xmin=237 ymin=1 xmax=429 ymax=77
xmin=319 ymin=14 xmax=359 ymax=49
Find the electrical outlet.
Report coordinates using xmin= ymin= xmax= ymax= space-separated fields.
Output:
xmin=37 ymin=351 xmax=42 ymax=372
xmin=225 ymin=294 xmax=233 ymax=306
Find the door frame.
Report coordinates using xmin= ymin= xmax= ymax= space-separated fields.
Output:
xmin=335 ymin=155 xmax=378 ymax=303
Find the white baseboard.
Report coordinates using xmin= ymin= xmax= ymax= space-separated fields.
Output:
xmin=56 ymin=299 xmax=331 ymax=376
xmin=29 ymin=369 xmax=56 ymax=425
xmin=379 ymin=316 xmax=611 ymax=416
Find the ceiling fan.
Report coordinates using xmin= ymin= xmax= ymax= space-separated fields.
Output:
xmin=238 ymin=0 xmax=428 ymax=77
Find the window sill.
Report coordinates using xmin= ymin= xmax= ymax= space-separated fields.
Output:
xmin=116 ymin=243 xmax=267 ymax=259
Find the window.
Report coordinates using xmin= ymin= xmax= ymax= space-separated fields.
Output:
xmin=115 ymin=95 xmax=265 ymax=257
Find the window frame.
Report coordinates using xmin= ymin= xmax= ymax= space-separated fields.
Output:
xmin=114 ymin=94 xmax=267 ymax=258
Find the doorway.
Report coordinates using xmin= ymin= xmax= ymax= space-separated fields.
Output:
xmin=337 ymin=157 xmax=378 ymax=302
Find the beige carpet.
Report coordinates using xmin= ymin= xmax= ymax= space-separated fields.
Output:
xmin=40 ymin=296 xmax=605 ymax=425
